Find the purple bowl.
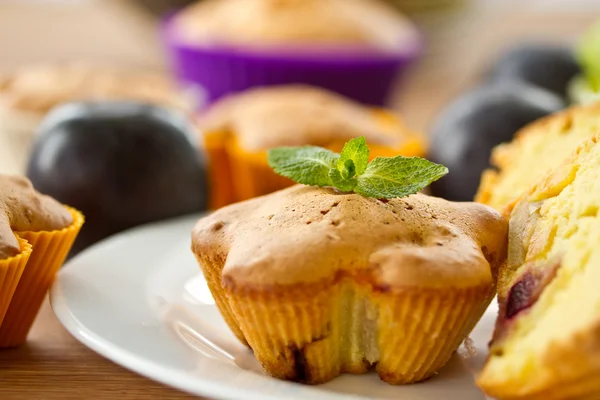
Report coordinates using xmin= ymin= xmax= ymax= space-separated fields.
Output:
xmin=161 ymin=16 xmax=422 ymax=108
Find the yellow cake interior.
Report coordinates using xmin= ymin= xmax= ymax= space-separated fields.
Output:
xmin=476 ymin=104 xmax=600 ymax=212
xmin=479 ymin=135 xmax=600 ymax=398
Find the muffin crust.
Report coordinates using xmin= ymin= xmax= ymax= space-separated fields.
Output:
xmin=0 ymin=175 xmax=72 ymax=259
xmin=192 ymin=185 xmax=507 ymax=289
xmin=174 ymin=0 xmax=417 ymax=52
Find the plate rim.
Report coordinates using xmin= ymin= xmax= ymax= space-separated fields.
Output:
xmin=49 ymin=215 xmax=286 ymax=400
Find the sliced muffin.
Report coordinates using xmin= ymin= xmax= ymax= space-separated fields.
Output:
xmin=0 ymin=175 xmax=83 ymax=347
xmin=198 ymin=85 xmax=425 ymax=208
xmin=192 ymin=185 xmax=507 ymax=384
xmin=478 ymin=133 xmax=600 ymax=400
xmin=476 ymin=103 xmax=600 ymax=212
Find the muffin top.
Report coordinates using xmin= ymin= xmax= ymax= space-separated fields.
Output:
xmin=0 ymin=64 xmax=192 ymax=115
xmin=173 ymin=0 xmax=417 ymax=52
xmin=199 ymin=85 xmax=412 ymax=151
xmin=0 ymin=175 xmax=73 ymax=259
xmin=192 ymin=185 xmax=507 ymax=289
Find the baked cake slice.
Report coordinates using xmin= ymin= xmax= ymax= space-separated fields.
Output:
xmin=478 ymin=133 xmax=600 ymax=399
xmin=476 ymin=103 xmax=600 ymax=212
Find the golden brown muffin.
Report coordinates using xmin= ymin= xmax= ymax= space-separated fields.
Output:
xmin=0 ymin=63 xmax=194 ymax=175
xmin=476 ymin=103 xmax=600 ymax=213
xmin=192 ymin=185 xmax=507 ymax=384
xmin=0 ymin=175 xmax=83 ymax=347
xmin=174 ymin=0 xmax=417 ymax=52
xmin=198 ymin=85 xmax=425 ymax=208
xmin=0 ymin=175 xmax=72 ymax=259
xmin=478 ymin=133 xmax=600 ymax=400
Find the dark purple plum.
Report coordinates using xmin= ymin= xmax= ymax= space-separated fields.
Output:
xmin=428 ymin=83 xmax=565 ymax=201
xmin=27 ymin=101 xmax=208 ymax=254
xmin=488 ymin=44 xmax=580 ymax=98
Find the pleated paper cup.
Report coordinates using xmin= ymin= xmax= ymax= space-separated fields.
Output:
xmin=0 ymin=237 xmax=32 ymax=326
xmin=0 ymin=208 xmax=84 ymax=347
xmin=195 ymin=258 xmax=494 ymax=385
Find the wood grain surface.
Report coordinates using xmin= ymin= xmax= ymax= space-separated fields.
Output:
xmin=0 ymin=300 xmax=197 ymax=400
xmin=0 ymin=1 xmax=598 ymax=399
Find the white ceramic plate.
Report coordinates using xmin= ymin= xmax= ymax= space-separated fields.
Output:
xmin=51 ymin=214 xmax=495 ymax=400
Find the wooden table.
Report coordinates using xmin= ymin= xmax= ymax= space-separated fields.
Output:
xmin=0 ymin=300 xmax=196 ymax=400
xmin=0 ymin=2 xmax=597 ymax=399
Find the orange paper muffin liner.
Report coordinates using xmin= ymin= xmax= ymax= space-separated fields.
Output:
xmin=198 ymin=254 xmax=492 ymax=384
xmin=0 ymin=237 xmax=32 ymax=327
xmin=203 ymin=116 xmax=426 ymax=209
xmin=204 ymin=130 xmax=237 ymax=210
xmin=0 ymin=207 xmax=84 ymax=348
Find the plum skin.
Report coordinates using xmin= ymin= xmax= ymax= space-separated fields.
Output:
xmin=488 ymin=44 xmax=581 ymax=98
xmin=27 ymin=101 xmax=208 ymax=254
xmin=428 ymin=83 xmax=565 ymax=201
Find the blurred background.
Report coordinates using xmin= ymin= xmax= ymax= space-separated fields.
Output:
xmin=2 ymin=0 xmax=600 ymax=253
xmin=1 ymin=0 xmax=598 ymax=130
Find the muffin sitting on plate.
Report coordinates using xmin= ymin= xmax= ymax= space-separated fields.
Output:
xmin=0 ymin=63 xmax=195 ymax=175
xmin=198 ymin=85 xmax=425 ymax=208
xmin=478 ymin=133 xmax=600 ymax=400
xmin=192 ymin=138 xmax=507 ymax=384
xmin=0 ymin=175 xmax=83 ymax=347
xmin=163 ymin=0 xmax=420 ymax=105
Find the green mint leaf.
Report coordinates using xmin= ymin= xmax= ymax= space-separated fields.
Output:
xmin=340 ymin=159 xmax=356 ymax=180
xmin=577 ymin=20 xmax=600 ymax=91
xmin=268 ymin=138 xmax=448 ymax=199
xmin=337 ymin=136 xmax=369 ymax=176
xmin=329 ymin=168 xmax=357 ymax=192
xmin=267 ymin=146 xmax=339 ymax=187
xmin=355 ymin=156 xmax=448 ymax=198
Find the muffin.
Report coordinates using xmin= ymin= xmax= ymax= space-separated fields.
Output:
xmin=163 ymin=0 xmax=421 ymax=106
xmin=0 ymin=175 xmax=83 ymax=347
xmin=478 ymin=133 xmax=600 ymax=400
xmin=0 ymin=63 xmax=195 ymax=175
xmin=476 ymin=102 xmax=600 ymax=212
xmin=192 ymin=185 xmax=507 ymax=384
xmin=199 ymin=85 xmax=426 ymax=208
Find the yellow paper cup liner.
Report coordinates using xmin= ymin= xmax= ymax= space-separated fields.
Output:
xmin=0 ymin=237 xmax=33 ymax=327
xmin=213 ymin=277 xmax=492 ymax=385
xmin=0 ymin=207 xmax=84 ymax=347
xmin=374 ymin=287 xmax=491 ymax=384
xmin=195 ymin=253 xmax=248 ymax=346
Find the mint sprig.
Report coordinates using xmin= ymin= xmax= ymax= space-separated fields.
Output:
xmin=266 ymin=146 xmax=339 ymax=187
xmin=267 ymin=137 xmax=448 ymax=199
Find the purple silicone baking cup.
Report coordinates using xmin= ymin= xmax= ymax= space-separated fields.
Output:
xmin=161 ymin=17 xmax=422 ymax=108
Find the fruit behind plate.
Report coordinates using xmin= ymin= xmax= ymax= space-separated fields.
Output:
xmin=27 ymin=101 xmax=208 ymax=254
